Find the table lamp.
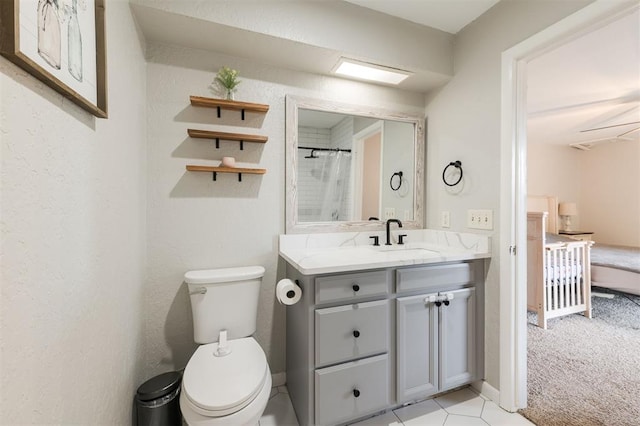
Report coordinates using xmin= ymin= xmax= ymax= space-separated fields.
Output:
xmin=558 ymin=202 xmax=578 ymax=232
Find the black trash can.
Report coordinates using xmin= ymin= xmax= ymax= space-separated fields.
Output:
xmin=135 ymin=371 xmax=183 ymax=426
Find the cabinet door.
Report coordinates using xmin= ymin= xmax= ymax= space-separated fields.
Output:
xmin=440 ymin=287 xmax=477 ymax=390
xmin=396 ymin=293 xmax=438 ymax=403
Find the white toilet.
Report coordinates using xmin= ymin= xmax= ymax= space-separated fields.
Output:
xmin=180 ymin=266 xmax=272 ymax=426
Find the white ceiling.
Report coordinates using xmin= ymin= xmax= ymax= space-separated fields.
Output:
xmin=352 ymin=1 xmax=640 ymax=148
xmin=344 ymin=0 xmax=499 ymax=34
xmin=527 ymin=8 xmax=640 ymax=148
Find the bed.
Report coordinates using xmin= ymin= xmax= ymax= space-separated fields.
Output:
xmin=590 ymin=244 xmax=640 ymax=296
xmin=527 ymin=196 xmax=593 ymax=329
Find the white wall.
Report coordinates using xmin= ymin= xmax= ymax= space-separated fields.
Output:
xmin=527 ymin=140 xmax=640 ymax=246
xmin=527 ymin=143 xmax=583 ymax=228
xmin=424 ymin=0 xmax=590 ymax=389
xmin=527 ymin=143 xmax=582 ymax=204
xmin=143 ymin=42 xmax=425 ymax=378
xmin=0 ymin=2 xmax=147 ymax=424
xmin=580 ymin=140 xmax=640 ymax=246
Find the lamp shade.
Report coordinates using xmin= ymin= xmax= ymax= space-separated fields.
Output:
xmin=558 ymin=202 xmax=578 ymax=216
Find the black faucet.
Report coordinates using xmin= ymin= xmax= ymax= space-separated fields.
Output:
xmin=385 ymin=219 xmax=403 ymax=245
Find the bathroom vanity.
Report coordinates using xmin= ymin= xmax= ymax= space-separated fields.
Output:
xmin=279 ymin=230 xmax=490 ymax=426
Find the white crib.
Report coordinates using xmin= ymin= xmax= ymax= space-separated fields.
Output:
xmin=527 ymin=211 xmax=593 ymax=329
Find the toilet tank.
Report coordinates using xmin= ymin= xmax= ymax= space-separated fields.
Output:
xmin=185 ymin=266 xmax=265 ymax=344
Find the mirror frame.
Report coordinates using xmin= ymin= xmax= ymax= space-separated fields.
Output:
xmin=285 ymin=95 xmax=425 ymax=234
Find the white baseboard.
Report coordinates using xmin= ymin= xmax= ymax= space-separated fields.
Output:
xmin=272 ymin=372 xmax=286 ymax=387
xmin=472 ymin=380 xmax=500 ymax=403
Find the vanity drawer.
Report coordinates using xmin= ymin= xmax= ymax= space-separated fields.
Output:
xmin=315 ymin=354 xmax=389 ymax=426
xmin=315 ymin=300 xmax=389 ymax=368
xmin=315 ymin=270 xmax=389 ymax=304
xmin=396 ymin=263 xmax=473 ymax=293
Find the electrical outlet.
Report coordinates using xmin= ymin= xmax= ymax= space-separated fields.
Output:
xmin=384 ymin=208 xmax=396 ymax=219
xmin=441 ymin=211 xmax=450 ymax=228
xmin=467 ymin=209 xmax=493 ymax=230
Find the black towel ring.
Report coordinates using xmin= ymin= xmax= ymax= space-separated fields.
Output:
xmin=442 ymin=161 xmax=463 ymax=187
xmin=390 ymin=171 xmax=403 ymax=191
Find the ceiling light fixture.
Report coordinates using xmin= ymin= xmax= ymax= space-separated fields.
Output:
xmin=333 ymin=58 xmax=411 ymax=85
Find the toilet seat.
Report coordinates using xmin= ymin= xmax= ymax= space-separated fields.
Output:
xmin=182 ymin=337 xmax=268 ymax=417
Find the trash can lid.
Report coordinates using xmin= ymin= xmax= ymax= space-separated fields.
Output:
xmin=136 ymin=371 xmax=182 ymax=401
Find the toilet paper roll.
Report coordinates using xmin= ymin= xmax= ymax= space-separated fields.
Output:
xmin=276 ymin=279 xmax=302 ymax=305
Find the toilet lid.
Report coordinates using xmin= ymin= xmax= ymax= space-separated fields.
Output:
xmin=183 ymin=337 xmax=268 ymax=414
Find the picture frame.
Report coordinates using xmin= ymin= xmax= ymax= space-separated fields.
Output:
xmin=0 ymin=0 xmax=107 ymax=118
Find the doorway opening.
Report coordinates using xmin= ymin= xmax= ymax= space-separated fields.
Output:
xmin=499 ymin=0 xmax=638 ymax=412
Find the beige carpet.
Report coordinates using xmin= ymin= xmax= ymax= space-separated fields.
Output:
xmin=520 ymin=288 xmax=640 ymax=426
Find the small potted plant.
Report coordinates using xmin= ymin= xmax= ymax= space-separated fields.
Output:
xmin=212 ymin=66 xmax=241 ymax=100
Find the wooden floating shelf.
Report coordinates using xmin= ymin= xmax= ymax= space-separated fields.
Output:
xmin=187 ymin=129 xmax=268 ymax=150
xmin=190 ymin=96 xmax=269 ymax=120
xmin=186 ymin=165 xmax=267 ymax=182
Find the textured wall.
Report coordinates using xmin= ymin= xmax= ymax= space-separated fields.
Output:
xmin=0 ymin=2 xmax=147 ymax=424
xmin=424 ymin=0 xmax=591 ymax=389
xmin=143 ymin=42 xmax=425 ymax=379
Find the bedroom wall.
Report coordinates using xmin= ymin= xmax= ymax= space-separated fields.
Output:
xmin=579 ymin=140 xmax=640 ymax=246
xmin=527 ymin=143 xmax=583 ymax=229
xmin=0 ymin=2 xmax=147 ymax=424
xmin=527 ymin=140 xmax=639 ymax=246
xmin=425 ymin=0 xmax=591 ymax=390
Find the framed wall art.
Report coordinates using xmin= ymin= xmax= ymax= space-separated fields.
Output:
xmin=0 ymin=0 xmax=107 ymax=118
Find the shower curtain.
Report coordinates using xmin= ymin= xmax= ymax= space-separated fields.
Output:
xmin=314 ymin=151 xmax=351 ymax=221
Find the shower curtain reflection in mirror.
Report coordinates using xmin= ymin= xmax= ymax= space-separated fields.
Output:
xmin=300 ymin=150 xmax=352 ymax=221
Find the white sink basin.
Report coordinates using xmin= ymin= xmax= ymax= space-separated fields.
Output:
xmin=376 ymin=245 xmax=440 ymax=254
xmin=378 ymin=248 xmax=440 ymax=257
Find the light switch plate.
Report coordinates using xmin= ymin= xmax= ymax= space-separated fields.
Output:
xmin=441 ymin=211 xmax=450 ymax=228
xmin=467 ymin=209 xmax=493 ymax=230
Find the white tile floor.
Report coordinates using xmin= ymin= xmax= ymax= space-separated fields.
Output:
xmin=259 ymin=386 xmax=534 ymax=426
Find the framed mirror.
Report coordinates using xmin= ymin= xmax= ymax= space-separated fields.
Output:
xmin=285 ymin=95 xmax=424 ymax=234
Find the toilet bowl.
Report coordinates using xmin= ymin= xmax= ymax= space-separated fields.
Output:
xmin=181 ymin=266 xmax=271 ymax=426
xmin=180 ymin=338 xmax=272 ymax=425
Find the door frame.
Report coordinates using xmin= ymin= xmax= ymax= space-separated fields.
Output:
xmin=499 ymin=0 xmax=638 ymax=411
xmin=352 ymin=121 xmax=384 ymax=220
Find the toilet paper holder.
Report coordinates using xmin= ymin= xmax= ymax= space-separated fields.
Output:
xmin=286 ymin=280 xmax=301 ymax=298
xmin=276 ymin=279 xmax=303 ymax=305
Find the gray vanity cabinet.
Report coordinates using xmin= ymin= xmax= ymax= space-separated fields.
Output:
xmin=396 ymin=287 xmax=477 ymax=404
xmin=285 ymin=260 xmax=484 ymax=426
xmin=285 ymin=268 xmax=393 ymax=426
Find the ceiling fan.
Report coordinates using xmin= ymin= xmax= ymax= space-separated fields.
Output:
xmin=570 ymin=120 xmax=640 ymax=150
